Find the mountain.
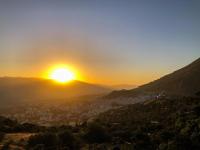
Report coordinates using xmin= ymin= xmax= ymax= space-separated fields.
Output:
xmin=139 ymin=57 xmax=200 ymax=95
xmin=0 ymin=77 xmax=110 ymax=106
xmin=106 ymin=57 xmax=200 ymax=98
xmin=110 ymin=84 xmax=137 ymax=90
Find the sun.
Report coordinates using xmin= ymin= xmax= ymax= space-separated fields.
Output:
xmin=50 ymin=68 xmax=74 ymax=83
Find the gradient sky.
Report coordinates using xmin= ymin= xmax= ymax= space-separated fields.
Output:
xmin=0 ymin=0 xmax=200 ymax=85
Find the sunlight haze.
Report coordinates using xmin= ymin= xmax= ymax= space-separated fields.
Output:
xmin=0 ymin=0 xmax=199 ymax=85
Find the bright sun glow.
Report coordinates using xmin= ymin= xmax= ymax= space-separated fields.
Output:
xmin=50 ymin=68 xmax=74 ymax=83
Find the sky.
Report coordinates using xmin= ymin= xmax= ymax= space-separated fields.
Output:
xmin=0 ymin=0 xmax=200 ymax=85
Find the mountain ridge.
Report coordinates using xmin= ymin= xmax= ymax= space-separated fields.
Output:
xmin=106 ymin=57 xmax=200 ymax=98
xmin=0 ymin=77 xmax=111 ymax=106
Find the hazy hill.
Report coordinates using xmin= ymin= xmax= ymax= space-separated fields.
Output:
xmin=106 ymin=57 xmax=200 ymax=98
xmin=110 ymin=84 xmax=137 ymax=90
xmin=0 ymin=77 xmax=110 ymax=106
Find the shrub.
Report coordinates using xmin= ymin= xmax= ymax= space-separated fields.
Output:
xmin=0 ymin=132 xmax=5 ymax=142
xmin=27 ymin=132 xmax=58 ymax=149
xmin=83 ymin=122 xmax=110 ymax=144
xmin=1 ymin=142 xmax=11 ymax=150
xmin=59 ymin=129 xmax=81 ymax=149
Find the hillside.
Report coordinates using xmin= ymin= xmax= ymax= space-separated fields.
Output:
xmin=0 ymin=77 xmax=110 ymax=106
xmin=106 ymin=57 xmax=200 ymax=98
xmin=1 ymin=96 xmax=200 ymax=149
xmin=95 ymin=96 xmax=200 ymax=149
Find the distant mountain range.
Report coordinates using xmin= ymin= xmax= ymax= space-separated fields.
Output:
xmin=110 ymin=84 xmax=137 ymax=90
xmin=0 ymin=77 xmax=110 ymax=106
xmin=1 ymin=57 xmax=200 ymax=107
xmin=106 ymin=57 xmax=200 ymax=98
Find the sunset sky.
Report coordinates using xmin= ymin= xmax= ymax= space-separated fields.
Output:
xmin=0 ymin=0 xmax=200 ymax=85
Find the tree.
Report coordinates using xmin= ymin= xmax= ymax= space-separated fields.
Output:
xmin=58 ymin=130 xmax=80 ymax=150
xmin=83 ymin=122 xmax=110 ymax=144
xmin=27 ymin=132 xmax=58 ymax=149
xmin=0 ymin=132 xmax=5 ymax=142
xmin=1 ymin=142 xmax=11 ymax=150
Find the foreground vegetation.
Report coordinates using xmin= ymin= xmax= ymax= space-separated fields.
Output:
xmin=1 ymin=96 xmax=200 ymax=149
xmin=96 ymin=96 xmax=200 ymax=150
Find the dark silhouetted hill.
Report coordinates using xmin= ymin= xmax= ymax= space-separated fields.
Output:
xmin=0 ymin=77 xmax=110 ymax=106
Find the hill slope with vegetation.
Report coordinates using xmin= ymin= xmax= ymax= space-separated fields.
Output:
xmin=96 ymin=96 xmax=200 ymax=149
xmin=1 ymin=96 xmax=200 ymax=149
